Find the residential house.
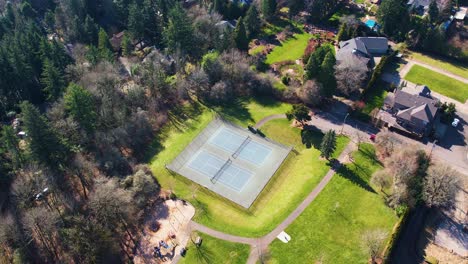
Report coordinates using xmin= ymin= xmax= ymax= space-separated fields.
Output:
xmin=454 ymin=7 xmax=467 ymax=21
xmin=407 ymin=0 xmax=431 ymax=16
xmin=336 ymin=37 xmax=389 ymax=66
xmin=384 ymin=88 xmax=439 ymax=137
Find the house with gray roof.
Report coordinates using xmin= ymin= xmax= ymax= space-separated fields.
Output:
xmin=336 ymin=37 xmax=389 ymax=66
xmin=384 ymin=89 xmax=439 ymax=137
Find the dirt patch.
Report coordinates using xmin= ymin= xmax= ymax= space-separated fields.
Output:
xmin=425 ymin=244 xmax=468 ymax=264
xmin=134 ymin=199 xmax=195 ymax=264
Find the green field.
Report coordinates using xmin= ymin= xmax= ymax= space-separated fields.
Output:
xmin=362 ymin=82 xmax=388 ymax=114
xmin=268 ymin=144 xmax=398 ymax=263
xmin=410 ymin=52 xmax=468 ymax=79
xmin=404 ymin=65 xmax=468 ymax=103
xmin=148 ymin=98 xmax=350 ymax=237
xmin=179 ymin=232 xmax=250 ymax=264
xmin=265 ymin=31 xmax=311 ymax=65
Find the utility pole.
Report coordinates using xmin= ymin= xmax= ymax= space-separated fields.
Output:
xmin=340 ymin=113 xmax=349 ymax=135
xmin=430 ymin=139 xmax=438 ymax=157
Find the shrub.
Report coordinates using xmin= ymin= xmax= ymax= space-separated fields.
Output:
xmin=382 ymin=208 xmax=410 ymax=263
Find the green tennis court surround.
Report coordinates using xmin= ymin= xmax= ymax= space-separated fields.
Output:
xmin=167 ymin=118 xmax=291 ymax=208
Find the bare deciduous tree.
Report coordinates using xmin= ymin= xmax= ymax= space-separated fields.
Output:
xmin=298 ymin=80 xmax=323 ymax=106
xmin=361 ymin=229 xmax=388 ymax=264
xmin=375 ymin=132 xmax=400 ymax=159
xmin=423 ymin=164 xmax=460 ymax=208
xmin=23 ymin=207 xmax=60 ymax=260
xmin=385 ymin=147 xmax=419 ymax=186
xmin=335 ymin=56 xmax=368 ymax=96
xmin=371 ymin=170 xmax=392 ymax=194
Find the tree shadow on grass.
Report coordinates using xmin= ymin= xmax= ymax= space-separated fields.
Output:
xmin=301 ymin=129 xmax=324 ymax=149
xmin=211 ymin=99 xmax=253 ymax=125
xmin=357 ymin=147 xmax=383 ymax=166
xmin=337 ymin=165 xmax=376 ymax=193
xmin=193 ymin=243 xmax=216 ymax=264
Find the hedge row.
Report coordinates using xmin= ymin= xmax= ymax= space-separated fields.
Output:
xmin=381 ymin=208 xmax=411 ymax=264
xmin=364 ymin=50 xmax=398 ymax=94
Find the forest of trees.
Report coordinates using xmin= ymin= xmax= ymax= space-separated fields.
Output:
xmin=0 ymin=0 xmax=464 ymax=262
xmin=0 ymin=0 xmax=272 ymax=262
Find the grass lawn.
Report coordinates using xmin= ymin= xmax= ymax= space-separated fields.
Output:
xmin=179 ymin=232 xmax=250 ymax=264
xmin=362 ymin=82 xmax=388 ymax=115
xmin=409 ymin=52 xmax=468 ymax=79
xmin=249 ymin=45 xmax=266 ymax=56
xmin=268 ymin=144 xmax=398 ymax=264
xmin=265 ymin=30 xmax=311 ymax=65
xmin=148 ymin=98 xmax=350 ymax=237
xmin=404 ymin=65 xmax=468 ymax=103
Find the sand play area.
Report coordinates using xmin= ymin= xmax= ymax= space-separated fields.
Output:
xmin=134 ymin=199 xmax=195 ymax=264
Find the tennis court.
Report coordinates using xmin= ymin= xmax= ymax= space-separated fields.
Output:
xmin=188 ymin=150 xmax=253 ymax=192
xmin=210 ymin=127 xmax=272 ymax=166
xmin=167 ymin=118 xmax=291 ymax=208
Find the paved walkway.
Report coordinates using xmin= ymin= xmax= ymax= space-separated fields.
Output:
xmin=254 ymin=114 xmax=286 ymax=129
xmin=188 ymin=115 xmax=356 ymax=264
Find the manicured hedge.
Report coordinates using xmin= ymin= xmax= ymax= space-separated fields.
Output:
xmin=381 ymin=208 xmax=410 ymax=264
xmin=365 ymin=51 xmax=397 ymax=94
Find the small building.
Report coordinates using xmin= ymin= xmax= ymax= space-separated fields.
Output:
xmin=407 ymin=0 xmax=431 ymax=16
xmin=454 ymin=7 xmax=467 ymax=21
xmin=384 ymin=89 xmax=439 ymax=137
xmin=215 ymin=20 xmax=236 ymax=32
xmin=110 ymin=31 xmax=125 ymax=52
xmin=336 ymin=37 xmax=389 ymax=66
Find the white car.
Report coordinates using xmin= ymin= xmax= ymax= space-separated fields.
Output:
xmin=452 ymin=118 xmax=460 ymax=127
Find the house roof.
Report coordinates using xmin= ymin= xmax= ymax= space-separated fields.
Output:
xmin=357 ymin=37 xmax=388 ymax=51
xmin=337 ymin=37 xmax=388 ymax=62
xmin=396 ymin=103 xmax=436 ymax=123
xmin=407 ymin=0 xmax=431 ymax=8
xmin=393 ymin=90 xmax=438 ymax=122
xmin=215 ymin=20 xmax=236 ymax=31
xmin=454 ymin=7 xmax=467 ymax=20
xmin=337 ymin=38 xmax=369 ymax=61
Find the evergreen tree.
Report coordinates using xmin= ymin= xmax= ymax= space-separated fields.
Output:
xmin=377 ymin=0 xmax=410 ymax=40
xmin=337 ymin=23 xmax=350 ymax=42
xmin=320 ymin=129 xmax=337 ymax=160
xmin=318 ymin=52 xmax=336 ymax=97
xmin=213 ymin=0 xmax=225 ymax=15
xmin=121 ymin=32 xmax=132 ymax=56
xmin=64 ymin=83 xmax=97 ymax=134
xmin=1 ymin=126 xmax=24 ymax=169
xmin=305 ymin=45 xmax=332 ymax=80
xmin=288 ymin=0 xmax=304 ymax=17
xmin=163 ymin=4 xmax=195 ymax=55
xmin=233 ymin=17 xmax=248 ymax=51
xmin=262 ymin=0 xmax=277 ymax=21
xmin=20 ymin=102 xmax=69 ymax=168
xmin=83 ymin=15 xmax=98 ymax=45
xmin=428 ymin=0 xmax=439 ymax=23
xmin=41 ymin=59 xmax=65 ymax=101
xmin=286 ymin=104 xmax=311 ymax=125
xmin=142 ymin=0 xmax=163 ymax=44
xmin=127 ymin=2 xmax=145 ymax=42
xmin=98 ymin=28 xmax=113 ymax=61
xmin=244 ymin=5 xmax=261 ymax=39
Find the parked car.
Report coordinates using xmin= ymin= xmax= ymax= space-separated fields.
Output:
xmin=452 ymin=118 xmax=460 ymax=127
xmin=370 ymin=134 xmax=376 ymax=141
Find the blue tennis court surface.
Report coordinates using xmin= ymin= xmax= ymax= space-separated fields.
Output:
xmin=210 ymin=127 xmax=272 ymax=165
xmin=167 ymin=118 xmax=292 ymax=208
xmin=188 ymin=150 xmax=252 ymax=192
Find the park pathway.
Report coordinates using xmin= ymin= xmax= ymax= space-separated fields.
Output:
xmin=187 ymin=114 xmax=356 ymax=264
xmin=254 ymin=114 xmax=286 ymax=129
